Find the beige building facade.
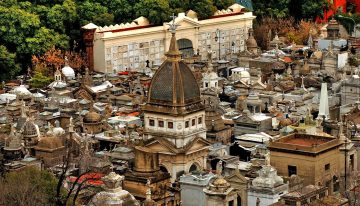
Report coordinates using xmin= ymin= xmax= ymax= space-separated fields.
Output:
xmin=89 ymin=4 xmax=255 ymax=73
xmin=269 ymin=134 xmax=343 ymax=193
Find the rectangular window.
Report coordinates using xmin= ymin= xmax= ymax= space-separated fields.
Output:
xmin=149 ymin=119 xmax=155 ymax=126
xmin=159 ymin=120 xmax=164 ymax=127
xmin=168 ymin=122 xmax=173 ymax=129
xmin=288 ymin=165 xmax=297 ymax=176
xmin=325 ymin=163 xmax=330 ymax=171
xmin=192 ymin=119 xmax=196 ymax=126
xmin=185 ymin=121 xmax=189 ymax=128
xmin=198 ymin=117 xmax=202 ymax=124
xmin=350 ymin=154 xmax=355 ymax=171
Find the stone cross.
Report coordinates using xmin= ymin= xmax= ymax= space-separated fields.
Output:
xmin=167 ymin=13 xmax=179 ymax=34
xmin=301 ymin=75 xmax=305 ymax=88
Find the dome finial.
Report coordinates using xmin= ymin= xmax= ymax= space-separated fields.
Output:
xmin=166 ymin=14 xmax=182 ymax=58
xmin=167 ymin=13 xmax=179 ymax=34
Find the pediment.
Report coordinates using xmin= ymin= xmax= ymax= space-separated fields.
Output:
xmin=74 ymin=88 xmax=93 ymax=101
xmin=145 ymin=139 xmax=177 ymax=154
xmin=185 ymin=137 xmax=210 ymax=154
xmin=252 ymin=82 xmax=266 ymax=89
xmin=234 ymin=81 xmax=249 ymax=88
xmin=144 ymin=136 xmax=210 ymax=155
xmin=176 ymin=17 xmax=200 ymax=28
xmin=235 ymin=115 xmax=255 ymax=124
xmin=225 ymin=169 xmax=248 ymax=184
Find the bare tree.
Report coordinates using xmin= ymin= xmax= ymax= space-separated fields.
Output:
xmin=54 ymin=147 xmax=103 ymax=206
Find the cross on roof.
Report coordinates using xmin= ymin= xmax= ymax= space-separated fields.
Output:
xmin=167 ymin=13 xmax=179 ymax=34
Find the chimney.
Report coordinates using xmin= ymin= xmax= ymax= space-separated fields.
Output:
xmin=82 ymin=23 xmax=98 ymax=72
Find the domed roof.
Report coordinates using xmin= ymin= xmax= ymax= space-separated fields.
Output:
xmin=246 ymin=28 xmax=258 ymax=49
xmin=88 ymin=172 xmax=139 ymax=206
xmin=52 ymin=120 xmax=65 ymax=136
xmin=144 ymin=27 xmax=203 ymax=115
xmin=22 ymin=119 xmax=39 ymax=138
xmin=148 ymin=62 xmax=200 ymax=105
xmin=203 ymin=71 xmax=219 ymax=80
xmin=84 ymin=110 xmax=101 ymax=123
xmin=36 ymin=136 xmax=64 ymax=150
xmin=62 ymin=66 xmax=75 ymax=79
xmin=247 ymin=92 xmax=262 ymax=106
xmin=12 ymin=85 xmax=31 ymax=96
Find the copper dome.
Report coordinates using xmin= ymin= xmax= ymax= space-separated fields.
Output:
xmin=148 ymin=61 xmax=201 ymax=105
xmin=144 ymin=29 xmax=204 ymax=115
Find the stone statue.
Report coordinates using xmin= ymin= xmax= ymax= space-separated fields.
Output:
xmin=216 ymin=160 xmax=223 ymax=176
xmin=207 ymin=49 xmax=213 ymax=62
xmin=265 ymin=153 xmax=270 ymax=166
xmin=256 ymin=198 xmax=261 ymax=206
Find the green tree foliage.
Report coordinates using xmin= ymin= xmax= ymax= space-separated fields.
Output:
xmin=134 ymin=0 xmax=171 ymax=25
xmin=0 ymin=0 xmax=255 ymax=79
xmin=101 ymin=0 xmax=134 ymax=23
xmin=213 ymin=0 xmax=235 ymax=10
xmin=169 ymin=0 xmax=188 ymax=14
xmin=0 ymin=5 xmax=40 ymax=49
xmin=0 ymin=167 xmax=59 ymax=206
xmin=0 ymin=45 xmax=21 ymax=81
xmin=189 ymin=0 xmax=217 ymax=20
xmin=253 ymin=0 xmax=329 ymax=21
xmin=335 ymin=13 xmax=360 ymax=35
xmin=78 ymin=1 xmax=113 ymax=26
xmin=29 ymin=72 xmax=53 ymax=88
xmin=253 ymin=0 xmax=290 ymax=19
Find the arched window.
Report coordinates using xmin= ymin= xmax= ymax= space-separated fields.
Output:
xmin=189 ymin=163 xmax=199 ymax=173
xmin=177 ymin=39 xmax=194 ymax=58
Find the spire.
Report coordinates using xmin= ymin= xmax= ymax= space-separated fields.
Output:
xmin=318 ymin=83 xmax=329 ymax=120
xmin=338 ymin=118 xmax=347 ymax=142
xmin=166 ymin=14 xmax=181 ymax=59
xmin=308 ymin=33 xmax=313 ymax=48
xmin=64 ymin=56 xmax=69 ymax=66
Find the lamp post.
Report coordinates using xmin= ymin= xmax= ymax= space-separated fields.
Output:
xmin=215 ymin=29 xmax=221 ymax=60
xmin=338 ymin=15 xmax=357 ymax=38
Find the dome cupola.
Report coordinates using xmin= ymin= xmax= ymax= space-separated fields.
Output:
xmin=144 ymin=17 xmax=203 ymax=116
